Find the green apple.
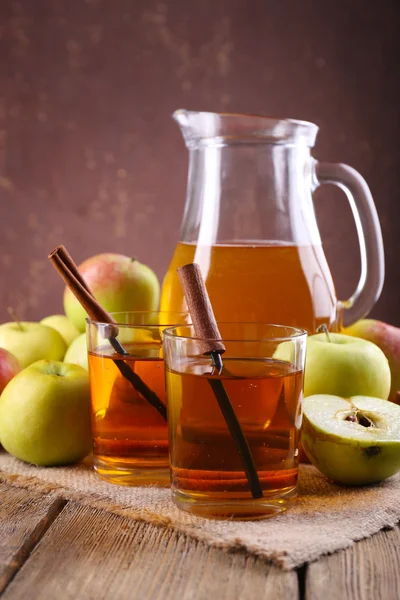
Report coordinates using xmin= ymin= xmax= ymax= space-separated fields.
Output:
xmin=63 ymin=253 xmax=160 ymax=332
xmin=302 ymin=394 xmax=400 ymax=485
xmin=40 ymin=314 xmax=80 ymax=347
xmin=0 ymin=360 xmax=92 ymax=466
xmin=0 ymin=322 xmax=67 ymax=368
xmin=345 ymin=319 xmax=400 ymax=403
xmin=64 ymin=333 xmax=88 ymax=370
xmin=304 ymin=333 xmax=391 ymax=400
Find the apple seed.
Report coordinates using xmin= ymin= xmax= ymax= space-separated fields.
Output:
xmin=345 ymin=414 xmax=358 ymax=423
xmin=344 ymin=411 xmax=375 ymax=427
xmin=359 ymin=415 xmax=373 ymax=428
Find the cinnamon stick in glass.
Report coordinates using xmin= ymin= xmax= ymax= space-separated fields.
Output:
xmin=177 ymin=263 xmax=263 ymax=499
xmin=48 ymin=245 xmax=167 ymax=421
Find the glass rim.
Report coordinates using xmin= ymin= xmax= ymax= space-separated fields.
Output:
xmin=86 ymin=310 xmax=190 ymax=328
xmin=163 ymin=322 xmax=307 ymax=344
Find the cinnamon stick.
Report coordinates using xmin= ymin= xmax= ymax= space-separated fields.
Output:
xmin=55 ymin=246 xmax=95 ymax=297
xmin=177 ymin=263 xmax=263 ymax=500
xmin=48 ymin=246 xmax=167 ymax=421
xmin=177 ymin=263 xmax=225 ymax=356
xmin=49 ymin=249 xmax=119 ymax=339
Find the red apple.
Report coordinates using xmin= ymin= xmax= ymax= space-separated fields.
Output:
xmin=345 ymin=319 xmax=400 ymax=403
xmin=63 ymin=253 xmax=160 ymax=332
xmin=0 ymin=348 xmax=22 ymax=394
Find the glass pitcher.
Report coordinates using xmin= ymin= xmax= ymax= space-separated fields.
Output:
xmin=160 ymin=110 xmax=384 ymax=333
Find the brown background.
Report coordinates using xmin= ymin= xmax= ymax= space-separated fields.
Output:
xmin=0 ymin=0 xmax=399 ymax=324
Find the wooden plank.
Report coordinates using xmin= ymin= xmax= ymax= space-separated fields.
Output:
xmin=0 ymin=482 xmax=66 ymax=593
xmin=306 ymin=526 xmax=400 ymax=600
xmin=2 ymin=502 xmax=299 ymax=600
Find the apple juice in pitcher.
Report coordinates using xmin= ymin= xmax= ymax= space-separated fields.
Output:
xmin=161 ymin=241 xmax=336 ymax=333
xmin=161 ymin=111 xmax=384 ymax=332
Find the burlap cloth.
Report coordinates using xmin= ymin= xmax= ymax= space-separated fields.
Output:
xmin=1 ymin=450 xmax=400 ymax=570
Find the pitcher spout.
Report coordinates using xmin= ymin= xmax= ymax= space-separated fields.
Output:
xmin=172 ymin=108 xmax=190 ymax=127
xmin=173 ymin=109 xmax=219 ymax=148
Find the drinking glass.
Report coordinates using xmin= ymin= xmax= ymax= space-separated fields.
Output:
xmin=164 ymin=323 xmax=307 ymax=519
xmin=87 ymin=311 xmax=189 ymax=486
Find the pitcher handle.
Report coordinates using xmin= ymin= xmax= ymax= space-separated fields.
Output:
xmin=313 ymin=160 xmax=385 ymax=326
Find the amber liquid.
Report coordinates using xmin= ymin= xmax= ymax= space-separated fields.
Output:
xmin=166 ymin=357 xmax=303 ymax=518
xmin=161 ymin=242 xmax=337 ymax=333
xmin=88 ymin=345 xmax=168 ymax=485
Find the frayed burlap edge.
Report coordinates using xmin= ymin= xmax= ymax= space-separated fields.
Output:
xmin=2 ymin=464 xmax=400 ymax=571
xmin=0 ymin=469 xmax=294 ymax=568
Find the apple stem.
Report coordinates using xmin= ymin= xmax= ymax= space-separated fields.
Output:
xmin=317 ymin=323 xmax=332 ymax=343
xmin=7 ymin=307 xmax=23 ymax=331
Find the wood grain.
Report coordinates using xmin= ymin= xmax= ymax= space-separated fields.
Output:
xmin=2 ymin=501 xmax=298 ymax=600
xmin=0 ymin=482 xmax=66 ymax=593
xmin=306 ymin=526 xmax=400 ymax=600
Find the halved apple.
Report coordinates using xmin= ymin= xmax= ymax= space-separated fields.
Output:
xmin=302 ymin=394 xmax=400 ymax=485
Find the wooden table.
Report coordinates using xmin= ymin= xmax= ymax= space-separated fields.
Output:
xmin=1 ymin=481 xmax=400 ymax=599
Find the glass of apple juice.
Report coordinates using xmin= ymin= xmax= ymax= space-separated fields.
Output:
xmin=163 ymin=323 xmax=307 ymax=519
xmin=86 ymin=311 xmax=190 ymax=486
